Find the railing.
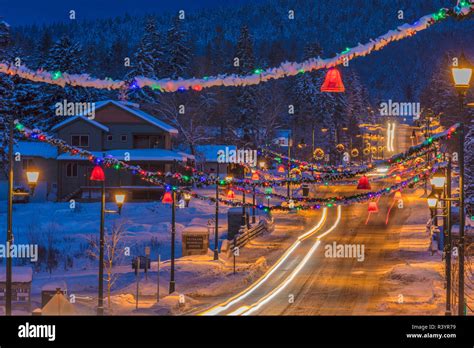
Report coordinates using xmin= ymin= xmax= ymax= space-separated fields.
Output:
xmin=228 ymin=217 xmax=274 ymax=253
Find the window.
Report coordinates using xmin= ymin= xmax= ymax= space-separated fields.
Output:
xmin=133 ymin=135 xmax=165 ymax=149
xmin=66 ymin=163 xmax=78 ymax=177
xmin=71 ymin=135 xmax=89 ymax=147
xmin=22 ymin=158 xmax=34 ymax=171
xmin=121 ymin=135 xmax=127 ymax=142
xmin=107 ymin=135 xmax=113 ymax=141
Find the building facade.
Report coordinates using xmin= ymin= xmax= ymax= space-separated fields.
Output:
xmin=4 ymin=100 xmax=194 ymax=201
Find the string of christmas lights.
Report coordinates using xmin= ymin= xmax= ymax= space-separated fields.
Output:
xmin=14 ymin=121 xmax=458 ymax=188
xmin=0 ymin=1 xmax=471 ymax=92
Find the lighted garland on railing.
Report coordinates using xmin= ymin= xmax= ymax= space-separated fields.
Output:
xmin=0 ymin=2 xmax=472 ymax=92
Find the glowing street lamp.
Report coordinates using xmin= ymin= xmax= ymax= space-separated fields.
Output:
xmin=26 ymin=171 xmax=39 ymax=194
xmin=452 ymin=53 xmax=473 ymax=110
xmin=452 ymin=53 xmax=472 ymax=91
xmin=430 ymin=169 xmax=446 ymax=189
xmin=115 ymin=193 xmax=125 ymax=215
xmin=427 ymin=191 xmax=439 ymax=209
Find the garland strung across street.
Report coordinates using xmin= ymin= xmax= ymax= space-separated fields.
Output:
xmin=251 ymin=157 xmax=438 ymax=201
xmin=262 ymin=124 xmax=459 ymax=176
xmin=14 ymin=121 xmax=459 ymax=190
xmin=0 ymin=1 xmax=472 ymax=92
xmin=192 ymin=165 xmax=439 ymax=211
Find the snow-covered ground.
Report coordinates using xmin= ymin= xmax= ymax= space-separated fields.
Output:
xmin=0 ymin=186 xmax=316 ymax=315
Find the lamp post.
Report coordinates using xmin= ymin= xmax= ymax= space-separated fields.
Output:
xmin=89 ymin=165 xmax=106 ymax=315
xmin=426 ymin=124 xmax=465 ymax=316
xmin=242 ymin=187 xmax=247 ymax=228
xmin=287 ymin=131 xmax=292 ymax=199
xmin=428 ymin=166 xmax=452 ymax=315
xmin=5 ymin=119 xmax=41 ymax=316
xmin=451 ymin=54 xmax=471 ymax=315
xmin=214 ymin=165 xmax=219 ymax=260
xmin=162 ymin=189 xmax=176 ymax=292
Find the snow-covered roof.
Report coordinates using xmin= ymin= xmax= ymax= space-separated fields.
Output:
xmin=12 ymin=141 xmax=58 ymax=159
xmin=41 ymin=280 xmax=67 ymax=292
xmin=0 ymin=266 xmax=33 ymax=283
xmin=95 ymin=100 xmax=179 ymax=134
xmin=57 ymin=148 xmax=194 ymax=162
xmin=195 ymin=145 xmax=236 ymax=162
xmin=50 ymin=100 xmax=178 ymax=134
xmin=51 ymin=115 xmax=110 ymax=132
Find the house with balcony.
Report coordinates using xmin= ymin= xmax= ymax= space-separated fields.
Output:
xmin=3 ymin=100 xmax=194 ymax=201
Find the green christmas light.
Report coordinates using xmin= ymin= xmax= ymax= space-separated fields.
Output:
xmin=151 ymin=84 xmax=163 ymax=92
xmin=15 ymin=123 xmax=25 ymax=131
xmin=52 ymin=71 xmax=62 ymax=80
xmin=254 ymin=69 xmax=263 ymax=74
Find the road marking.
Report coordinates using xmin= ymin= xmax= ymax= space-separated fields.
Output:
xmin=237 ymin=205 xmax=342 ymax=316
xmin=200 ymin=208 xmax=328 ymax=316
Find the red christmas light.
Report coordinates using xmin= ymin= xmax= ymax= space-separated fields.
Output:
xmin=162 ymin=191 xmax=173 ymax=204
xmin=368 ymin=201 xmax=379 ymax=213
xmin=226 ymin=189 xmax=235 ymax=199
xmin=251 ymin=172 xmax=260 ymax=180
xmin=90 ymin=165 xmax=105 ymax=181
xmin=277 ymin=165 xmax=285 ymax=173
xmin=357 ymin=175 xmax=371 ymax=190
xmin=321 ymin=67 xmax=345 ymax=93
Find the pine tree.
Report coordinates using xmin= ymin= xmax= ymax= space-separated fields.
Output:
xmin=127 ymin=17 xmax=164 ymax=102
xmin=40 ymin=35 xmax=95 ymax=127
xmin=43 ymin=36 xmax=86 ymax=74
xmin=164 ymin=16 xmax=191 ymax=80
xmin=232 ymin=25 xmax=260 ymax=146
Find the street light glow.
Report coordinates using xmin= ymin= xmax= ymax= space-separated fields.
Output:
xmin=452 ymin=68 xmax=472 ymax=88
xmin=427 ymin=191 xmax=439 ymax=209
xmin=430 ymin=170 xmax=446 ymax=189
xmin=26 ymin=171 xmax=39 ymax=185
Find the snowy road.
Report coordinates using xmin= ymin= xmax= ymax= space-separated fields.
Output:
xmin=202 ymin=186 xmax=432 ymax=315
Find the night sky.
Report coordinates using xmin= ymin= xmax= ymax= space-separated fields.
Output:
xmin=0 ymin=0 xmax=257 ymax=26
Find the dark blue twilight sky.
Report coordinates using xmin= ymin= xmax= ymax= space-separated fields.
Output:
xmin=0 ymin=0 xmax=257 ymax=26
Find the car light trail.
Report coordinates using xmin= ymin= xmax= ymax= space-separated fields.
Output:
xmin=238 ymin=205 xmax=342 ymax=316
xmin=200 ymin=208 xmax=328 ymax=316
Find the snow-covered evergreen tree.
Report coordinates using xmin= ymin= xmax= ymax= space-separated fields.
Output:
xmin=233 ymin=25 xmax=260 ymax=146
xmin=126 ymin=17 xmax=164 ymax=102
xmin=164 ymin=16 xmax=191 ymax=80
xmin=40 ymin=35 xmax=96 ymax=128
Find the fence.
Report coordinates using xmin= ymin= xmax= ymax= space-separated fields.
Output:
xmin=227 ymin=217 xmax=274 ymax=253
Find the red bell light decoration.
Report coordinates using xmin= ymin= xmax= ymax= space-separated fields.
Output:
xmin=90 ymin=165 xmax=105 ymax=181
xmin=368 ymin=201 xmax=379 ymax=213
xmin=251 ymin=172 xmax=260 ymax=181
xmin=227 ymin=189 xmax=235 ymax=199
xmin=321 ymin=67 xmax=345 ymax=93
xmin=162 ymin=191 xmax=173 ymax=204
xmin=277 ymin=165 xmax=285 ymax=173
xmin=357 ymin=175 xmax=371 ymax=190
xmin=395 ymin=175 xmax=402 ymax=184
